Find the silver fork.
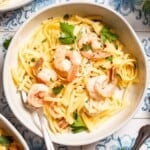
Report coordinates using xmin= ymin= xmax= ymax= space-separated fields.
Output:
xmin=132 ymin=124 xmax=150 ymax=150
xmin=20 ymin=91 xmax=55 ymax=150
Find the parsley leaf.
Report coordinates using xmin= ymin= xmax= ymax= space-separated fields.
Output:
xmin=70 ymin=112 xmax=87 ymax=133
xmin=52 ymin=84 xmax=64 ymax=95
xmin=101 ymin=27 xmax=118 ymax=43
xmin=31 ymin=58 xmax=35 ymax=62
xmin=80 ymin=44 xmax=92 ymax=51
xmin=60 ymin=22 xmax=74 ymax=36
xmin=0 ymin=136 xmax=13 ymax=145
xmin=41 ymin=39 xmax=46 ymax=43
xmin=59 ymin=35 xmax=76 ymax=44
xmin=105 ymin=56 xmax=113 ymax=62
xmin=143 ymin=0 xmax=150 ymax=13
xmin=3 ymin=37 xmax=12 ymax=49
xmin=59 ymin=22 xmax=76 ymax=44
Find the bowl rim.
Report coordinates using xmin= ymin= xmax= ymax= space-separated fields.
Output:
xmin=3 ymin=2 xmax=148 ymax=146
xmin=0 ymin=0 xmax=32 ymax=12
xmin=0 ymin=114 xmax=29 ymax=149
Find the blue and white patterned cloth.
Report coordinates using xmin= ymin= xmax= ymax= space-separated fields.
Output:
xmin=0 ymin=0 xmax=149 ymax=149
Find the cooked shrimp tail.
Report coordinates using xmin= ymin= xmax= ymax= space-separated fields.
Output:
xmin=27 ymin=84 xmax=49 ymax=108
xmin=53 ymin=46 xmax=81 ymax=82
xmin=81 ymin=50 xmax=111 ymax=60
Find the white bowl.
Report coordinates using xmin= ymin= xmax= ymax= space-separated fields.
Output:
xmin=0 ymin=0 xmax=32 ymax=12
xmin=3 ymin=2 xmax=148 ymax=146
xmin=0 ymin=114 xmax=29 ymax=149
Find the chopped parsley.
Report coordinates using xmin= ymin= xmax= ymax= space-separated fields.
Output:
xmin=105 ymin=56 xmax=113 ymax=62
xmin=70 ymin=112 xmax=87 ymax=133
xmin=31 ymin=58 xmax=35 ymax=62
xmin=101 ymin=27 xmax=118 ymax=43
xmin=59 ymin=22 xmax=76 ymax=44
xmin=42 ymin=39 xmax=46 ymax=43
xmin=80 ymin=44 xmax=92 ymax=51
xmin=143 ymin=0 xmax=150 ymax=13
xmin=50 ymin=78 xmax=53 ymax=82
xmin=117 ymin=73 xmax=122 ymax=79
xmin=115 ymin=44 xmax=118 ymax=49
xmin=3 ymin=37 xmax=12 ymax=49
xmin=69 ymin=47 xmax=74 ymax=51
xmin=99 ymin=66 xmax=106 ymax=70
xmin=52 ymin=84 xmax=64 ymax=95
xmin=0 ymin=135 xmax=13 ymax=145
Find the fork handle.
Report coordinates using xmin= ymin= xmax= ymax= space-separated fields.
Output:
xmin=38 ymin=113 xmax=55 ymax=150
xmin=132 ymin=124 xmax=150 ymax=150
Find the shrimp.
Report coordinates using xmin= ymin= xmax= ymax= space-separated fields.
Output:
xmin=96 ymin=67 xmax=117 ymax=98
xmin=27 ymin=84 xmax=49 ymax=108
xmin=37 ymin=68 xmax=57 ymax=84
xmin=86 ymin=76 xmax=102 ymax=101
xmin=81 ymin=50 xmax=111 ymax=60
xmin=47 ymin=101 xmax=64 ymax=119
xmin=53 ymin=46 xmax=82 ymax=82
xmin=94 ymin=75 xmax=117 ymax=98
xmin=32 ymin=58 xmax=44 ymax=76
xmin=78 ymin=32 xmax=110 ymax=60
xmin=32 ymin=58 xmax=57 ymax=84
xmin=84 ymin=99 xmax=110 ymax=116
xmin=86 ymin=67 xmax=117 ymax=100
xmin=78 ymin=32 xmax=102 ymax=50
xmin=57 ymin=118 xmax=68 ymax=129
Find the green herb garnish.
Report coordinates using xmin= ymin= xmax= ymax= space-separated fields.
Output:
xmin=105 ymin=56 xmax=113 ymax=62
xmin=31 ymin=58 xmax=35 ymax=62
xmin=69 ymin=47 xmax=74 ymax=51
xmin=143 ymin=0 xmax=150 ymax=13
xmin=59 ymin=35 xmax=76 ymax=44
xmin=42 ymin=39 xmax=46 ymax=43
xmin=101 ymin=27 xmax=118 ymax=43
xmin=52 ymin=84 xmax=64 ymax=95
xmin=117 ymin=73 xmax=122 ymax=79
xmin=80 ymin=44 xmax=92 ymax=51
xmin=99 ymin=66 xmax=106 ymax=70
xmin=0 ymin=136 xmax=13 ymax=145
xmin=59 ymin=22 xmax=76 ymax=44
xmin=50 ymin=78 xmax=53 ymax=82
xmin=70 ymin=112 xmax=87 ymax=133
xmin=3 ymin=37 xmax=12 ymax=49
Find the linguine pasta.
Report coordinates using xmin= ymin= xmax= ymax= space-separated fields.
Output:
xmin=0 ymin=0 xmax=9 ymax=7
xmin=12 ymin=15 xmax=137 ymax=133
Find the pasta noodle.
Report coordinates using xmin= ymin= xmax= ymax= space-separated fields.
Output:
xmin=12 ymin=15 xmax=138 ymax=133
xmin=0 ymin=0 xmax=9 ymax=7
